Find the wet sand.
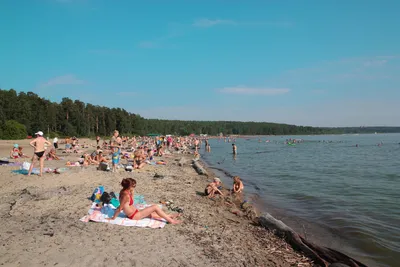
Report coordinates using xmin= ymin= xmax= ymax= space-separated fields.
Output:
xmin=0 ymin=139 xmax=312 ymax=267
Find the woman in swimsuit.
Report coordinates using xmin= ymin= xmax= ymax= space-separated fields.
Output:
xmin=28 ymin=131 xmax=51 ymax=176
xmin=107 ymin=178 xmax=182 ymax=224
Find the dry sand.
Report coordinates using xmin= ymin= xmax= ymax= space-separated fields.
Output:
xmin=0 ymin=139 xmax=313 ymax=267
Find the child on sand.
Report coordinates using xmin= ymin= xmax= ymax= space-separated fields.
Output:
xmin=111 ymin=147 xmax=120 ymax=172
xmin=232 ymin=176 xmax=244 ymax=193
xmin=205 ymin=178 xmax=224 ymax=198
xmin=10 ymin=144 xmax=20 ymax=159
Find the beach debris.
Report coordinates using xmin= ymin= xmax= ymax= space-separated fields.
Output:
xmin=153 ymin=173 xmax=165 ymax=179
xmin=241 ymin=201 xmax=258 ymax=220
xmin=162 ymin=200 xmax=184 ymax=213
xmin=230 ymin=209 xmax=243 ymax=217
xmin=192 ymin=160 xmax=208 ymax=176
xmin=257 ymin=214 xmax=367 ymax=267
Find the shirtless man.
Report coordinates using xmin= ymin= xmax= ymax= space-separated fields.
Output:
xmin=232 ymin=143 xmax=237 ymax=155
xmin=28 ymin=131 xmax=51 ymax=176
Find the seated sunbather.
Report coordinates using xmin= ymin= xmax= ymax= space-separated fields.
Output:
xmin=10 ymin=144 xmax=20 ymax=159
xmin=107 ymin=178 xmax=182 ymax=224
xmin=82 ymin=153 xmax=98 ymax=166
xmin=232 ymin=176 xmax=244 ymax=193
xmin=47 ymin=148 xmax=60 ymax=160
xmin=96 ymin=151 xmax=108 ymax=163
xmin=133 ymin=149 xmax=146 ymax=169
xmin=147 ymin=149 xmax=154 ymax=160
xmin=156 ymin=144 xmax=164 ymax=156
xmin=18 ymin=147 xmax=29 ymax=158
xmin=205 ymin=177 xmax=224 ymax=198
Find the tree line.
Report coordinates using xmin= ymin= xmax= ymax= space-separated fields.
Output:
xmin=0 ymin=89 xmax=398 ymax=139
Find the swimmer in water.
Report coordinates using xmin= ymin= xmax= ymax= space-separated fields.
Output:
xmin=232 ymin=144 xmax=237 ymax=155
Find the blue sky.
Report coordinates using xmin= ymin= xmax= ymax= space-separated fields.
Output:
xmin=1 ymin=0 xmax=399 ymax=127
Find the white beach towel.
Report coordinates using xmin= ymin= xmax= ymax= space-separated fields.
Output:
xmin=80 ymin=203 xmax=167 ymax=228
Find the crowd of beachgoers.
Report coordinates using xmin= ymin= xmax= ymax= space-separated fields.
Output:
xmin=6 ymin=130 xmax=245 ymax=226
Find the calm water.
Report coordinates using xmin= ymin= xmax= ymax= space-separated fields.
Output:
xmin=201 ymin=134 xmax=400 ymax=267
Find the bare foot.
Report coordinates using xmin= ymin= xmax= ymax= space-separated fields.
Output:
xmin=170 ymin=213 xmax=181 ymax=219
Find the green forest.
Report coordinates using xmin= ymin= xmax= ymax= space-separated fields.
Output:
xmin=0 ymin=89 xmax=399 ymax=139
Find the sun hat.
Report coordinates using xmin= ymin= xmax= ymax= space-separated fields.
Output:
xmin=14 ymin=144 xmax=19 ymax=148
xmin=35 ymin=131 xmax=44 ymax=136
xmin=214 ymin=177 xmax=221 ymax=183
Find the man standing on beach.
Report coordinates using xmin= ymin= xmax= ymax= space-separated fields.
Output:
xmin=28 ymin=131 xmax=51 ymax=177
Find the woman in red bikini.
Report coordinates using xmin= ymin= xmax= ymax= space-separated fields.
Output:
xmin=107 ymin=178 xmax=182 ymax=224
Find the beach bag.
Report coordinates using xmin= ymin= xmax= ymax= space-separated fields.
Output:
xmin=125 ymin=165 xmax=133 ymax=172
xmin=100 ymin=192 xmax=111 ymax=204
xmin=110 ymin=198 xmax=120 ymax=208
xmin=99 ymin=162 xmax=109 ymax=171
xmin=90 ymin=186 xmax=104 ymax=202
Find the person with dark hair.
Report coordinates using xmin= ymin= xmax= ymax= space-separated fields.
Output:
xmin=107 ymin=178 xmax=182 ymax=224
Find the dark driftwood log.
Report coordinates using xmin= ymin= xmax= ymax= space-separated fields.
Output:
xmin=257 ymin=214 xmax=367 ymax=267
xmin=192 ymin=160 xmax=208 ymax=176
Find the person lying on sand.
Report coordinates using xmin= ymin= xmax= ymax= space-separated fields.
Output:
xmin=232 ymin=176 xmax=244 ymax=193
xmin=107 ymin=178 xmax=182 ymax=224
xmin=205 ymin=177 xmax=224 ymax=198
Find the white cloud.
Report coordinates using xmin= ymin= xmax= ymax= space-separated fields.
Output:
xmin=219 ymin=86 xmax=290 ymax=95
xmin=193 ymin=19 xmax=236 ymax=27
xmin=39 ymin=74 xmax=86 ymax=88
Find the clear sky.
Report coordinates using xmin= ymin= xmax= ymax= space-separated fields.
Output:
xmin=1 ymin=0 xmax=399 ymax=127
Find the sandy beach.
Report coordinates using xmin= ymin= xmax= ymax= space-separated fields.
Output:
xmin=0 ymin=139 xmax=313 ymax=267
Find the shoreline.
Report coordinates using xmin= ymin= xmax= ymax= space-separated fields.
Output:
xmin=0 ymin=139 xmax=314 ymax=267
xmin=198 ymin=152 xmax=372 ymax=267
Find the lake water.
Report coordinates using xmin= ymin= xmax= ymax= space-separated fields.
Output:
xmin=201 ymin=133 xmax=400 ymax=267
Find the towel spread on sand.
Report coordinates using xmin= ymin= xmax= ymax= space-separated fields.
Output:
xmin=12 ymin=167 xmax=68 ymax=175
xmin=80 ymin=203 xmax=167 ymax=228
